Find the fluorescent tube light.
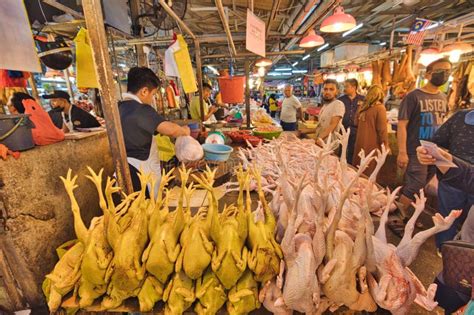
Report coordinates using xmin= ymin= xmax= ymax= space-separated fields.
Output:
xmin=292 ymin=61 xmax=299 ymax=67
xmin=275 ymin=68 xmax=292 ymax=71
xmin=302 ymin=54 xmax=311 ymax=60
xmin=379 ymin=42 xmax=387 ymax=46
xmin=342 ymin=23 xmax=363 ymax=37
xmin=317 ymin=43 xmax=329 ymax=51
xmin=292 ymin=70 xmax=308 ymax=74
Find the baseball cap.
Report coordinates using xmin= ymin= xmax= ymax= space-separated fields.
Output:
xmin=42 ymin=90 xmax=70 ymax=101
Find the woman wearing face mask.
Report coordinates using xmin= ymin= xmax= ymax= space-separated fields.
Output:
xmin=388 ymin=58 xmax=452 ymax=237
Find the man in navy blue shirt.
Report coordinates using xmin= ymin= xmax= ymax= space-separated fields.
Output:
xmin=338 ymin=79 xmax=364 ymax=163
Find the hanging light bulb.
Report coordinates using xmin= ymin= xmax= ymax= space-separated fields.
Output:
xmin=441 ymin=41 xmax=472 ymax=63
xmin=418 ymin=48 xmax=442 ymax=67
xmin=336 ymin=72 xmax=346 ymax=83
xmin=299 ymin=29 xmax=325 ymax=48
xmin=255 ymin=57 xmax=272 ymax=67
xmin=258 ymin=66 xmax=266 ymax=77
xmin=320 ymin=6 xmax=356 ymax=33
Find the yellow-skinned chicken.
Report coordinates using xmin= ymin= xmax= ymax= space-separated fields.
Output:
xmin=44 ymin=241 xmax=84 ymax=313
xmin=194 ymin=268 xmax=227 ymax=315
xmin=163 ymin=270 xmax=195 ymax=315
xmin=226 ymin=269 xmax=261 ymax=315
xmin=58 ymin=167 xmax=114 ymax=308
xmin=246 ymin=167 xmax=282 ymax=283
xmin=101 ymin=172 xmax=150 ymax=309
xmin=209 ymin=166 xmax=249 ymax=289
xmin=143 ymin=166 xmax=191 ymax=284
xmin=137 ymin=275 xmax=164 ymax=312
xmin=176 ymin=167 xmax=217 ymax=279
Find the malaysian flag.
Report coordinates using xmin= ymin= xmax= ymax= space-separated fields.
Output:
xmin=406 ymin=18 xmax=432 ymax=45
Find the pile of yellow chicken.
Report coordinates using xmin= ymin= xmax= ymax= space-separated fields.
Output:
xmin=43 ymin=164 xmax=282 ymax=314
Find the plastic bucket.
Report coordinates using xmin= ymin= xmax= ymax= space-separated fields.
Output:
xmin=0 ymin=114 xmax=35 ymax=151
xmin=218 ymin=76 xmax=245 ymax=104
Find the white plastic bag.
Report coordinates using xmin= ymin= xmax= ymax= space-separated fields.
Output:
xmin=175 ymin=136 xmax=204 ymax=162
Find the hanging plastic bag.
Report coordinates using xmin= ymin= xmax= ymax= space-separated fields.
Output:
xmin=174 ymin=35 xmax=197 ymax=93
xmin=155 ymin=134 xmax=175 ymax=162
xmin=74 ymin=28 xmax=99 ymax=88
xmin=175 ymin=136 xmax=203 ymax=162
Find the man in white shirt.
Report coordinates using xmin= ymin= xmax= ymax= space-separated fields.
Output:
xmin=280 ymin=84 xmax=304 ymax=131
xmin=316 ymin=79 xmax=345 ymax=140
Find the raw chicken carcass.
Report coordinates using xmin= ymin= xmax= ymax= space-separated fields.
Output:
xmin=369 ymin=189 xmax=462 ymax=314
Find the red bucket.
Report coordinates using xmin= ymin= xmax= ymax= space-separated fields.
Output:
xmin=218 ymin=76 xmax=245 ymax=104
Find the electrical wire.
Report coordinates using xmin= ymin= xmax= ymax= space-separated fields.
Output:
xmin=37 ymin=0 xmax=48 ymax=24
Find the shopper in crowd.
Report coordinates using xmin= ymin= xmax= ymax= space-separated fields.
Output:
xmin=390 ymin=58 xmax=452 ymax=236
xmin=280 ymin=84 xmax=304 ymax=131
xmin=120 ymin=67 xmax=190 ymax=196
xmin=417 ymin=145 xmax=473 ymax=314
xmin=431 ymin=108 xmax=474 ymax=251
xmin=352 ymin=85 xmax=389 ymax=178
xmin=268 ymin=93 xmax=278 ymax=118
xmin=190 ymin=82 xmax=217 ymax=121
xmin=339 ymin=78 xmax=365 ymax=164
xmin=7 ymin=92 xmax=65 ymax=145
xmin=315 ymin=79 xmax=345 ymax=140
xmin=45 ymin=90 xmax=101 ymax=132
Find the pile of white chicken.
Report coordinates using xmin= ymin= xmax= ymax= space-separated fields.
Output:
xmin=237 ymin=129 xmax=461 ymax=315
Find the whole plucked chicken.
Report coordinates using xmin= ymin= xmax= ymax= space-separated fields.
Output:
xmin=209 ymin=166 xmax=249 ymax=289
xmin=227 ymin=268 xmax=261 ymax=315
xmin=276 ymin=175 xmax=320 ymax=314
xmin=177 ymin=167 xmax=217 ymax=279
xmin=101 ymin=171 xmax=150 ymax=309
xmin=321 ymin=151 xmax=377 ymax=312
xmin=163 ymin=270 xmax=195 ymax=315
xmin=194 ymin=267 xmax=227 ymax=315
xmin=246 ymin=167 xmax=283 ymax=283
xmin=368 ymin=189 xmax=462 ymax=315
xmin=143 ymin=166 xmax=190 ymax=284
xmin=44 ymin=241 xmax=84 ymax=313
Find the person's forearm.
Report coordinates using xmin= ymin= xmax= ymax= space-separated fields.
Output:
xmin=319 ymin=123 xmax=337 ymax=140
xmin=397 ymin=124 xmax=407 ymax=154
xmin=298 ymin=108 xmax=305 ymax=121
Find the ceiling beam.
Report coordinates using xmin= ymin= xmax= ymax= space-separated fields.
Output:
xmin=203 ymin=50 xmax=306 ymax=59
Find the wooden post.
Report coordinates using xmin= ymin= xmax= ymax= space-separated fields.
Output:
xmin=245 ymin=60 xmax=251 ymax=128
xmin=130 ymin=0 xmax=148 ymax=66
xmin=195 ymin=40 xmax=205 ymax=122
xmin=82 ymin=0 xmax=133 ymax=194
xmin=27 ymin=76 xmax=39 ymax=101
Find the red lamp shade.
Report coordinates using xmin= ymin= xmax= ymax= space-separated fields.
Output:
xmin=320 ymin=6 xmax=356 ymax=33
xmin=441 ymin=41 xmax=473 ymax=54
xmin=299 ymin=30 xmax=325 ymax=48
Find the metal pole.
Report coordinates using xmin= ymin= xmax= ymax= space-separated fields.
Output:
xmin=195 ymin=40 xmax=205 ymax=122
xmin=130 ymin=0 xmax=147 ymax=66
xmin=82 ymin=0 xmax=133 ymax=194
xmin=63 ymin=69 xmax=74 ymax=100
xmin=245 ymin=60 xmax=251 ymax=128
xmin=158 ymin=0 xmax=196 ymax=39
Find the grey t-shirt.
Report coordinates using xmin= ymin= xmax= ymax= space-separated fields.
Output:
xmin=280 ymin=95 xmax=302 ymax=123
xmin=398 ymin=89 xmax=448 ymax=155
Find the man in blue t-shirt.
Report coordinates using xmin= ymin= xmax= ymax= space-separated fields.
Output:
xmin=390 ymin=58 xmax=452 ymax=235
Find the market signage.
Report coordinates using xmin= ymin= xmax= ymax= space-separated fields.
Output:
xmin=0 ymin=0 xmax=41 ymax=72
xmin=246 ymin=9 xmax=266 ymax=57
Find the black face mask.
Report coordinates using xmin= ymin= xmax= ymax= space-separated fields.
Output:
xmin=430 ymin=70 xmax=449 ymax=87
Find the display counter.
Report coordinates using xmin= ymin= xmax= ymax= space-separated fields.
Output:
xmin=0 ymin=132 xmax=114 ymax=311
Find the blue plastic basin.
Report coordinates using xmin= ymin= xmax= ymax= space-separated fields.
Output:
xmin=202 ymin=143 xmax=233 ymax=161
xmin=188 ymin=122 xmax=200 ymax=130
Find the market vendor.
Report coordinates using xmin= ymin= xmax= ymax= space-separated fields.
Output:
xmin=45 ymin=90 xmax=101 ymax=132
xmin=315 ymin=79 xmax=345 ymax=140
xmin=190 ymin=82 xmax=218 ymax=121
xmin=280 ymin=84 xmax=304 ymax=131
xmin=120 ymin=67 xmax=190 ymax=196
